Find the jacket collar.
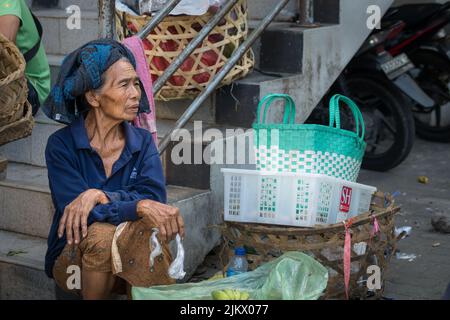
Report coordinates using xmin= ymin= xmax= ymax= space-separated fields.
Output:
xmin=70 ymin=115 xmax=143 ymax=153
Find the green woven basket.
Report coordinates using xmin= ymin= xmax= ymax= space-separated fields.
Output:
xmin=253 ymin=94 xmax=367 ymax=182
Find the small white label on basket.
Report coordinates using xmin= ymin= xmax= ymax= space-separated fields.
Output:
xmin=340 ymin=186 xmax=353 ymax=213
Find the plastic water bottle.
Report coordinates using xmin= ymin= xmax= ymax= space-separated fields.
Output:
xmin=226 ymin=247 xmax=248 ymax=277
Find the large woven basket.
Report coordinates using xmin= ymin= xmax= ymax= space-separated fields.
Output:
xmin=0 ymin=33 xmax=28 ymax=126
xmin=115 ymin=0 xmax=254 ymax=101
xmin=220 ymin=192 xmax=401 ymax=300
xmin=254 ymin=94 xmax=367 ymax=182
xmin=0 ymin=100 xmax=34 ymax=146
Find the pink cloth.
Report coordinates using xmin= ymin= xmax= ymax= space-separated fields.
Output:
xmin=122 ymin=36 xmax=158 ymax=146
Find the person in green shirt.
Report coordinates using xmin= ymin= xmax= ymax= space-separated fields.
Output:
xmin=0 ymin=0 xmax=51 ymax=116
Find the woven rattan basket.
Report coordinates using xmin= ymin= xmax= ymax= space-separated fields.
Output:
xmin=220 ymin=192 xmax=401 ymax=300
xmin=0 ymin=100 xmax=34 ymax=146
xmin=0 ymin=33 xmax=28 ymax=124
xmin=115 ymin=0 xmax=254 ymax=101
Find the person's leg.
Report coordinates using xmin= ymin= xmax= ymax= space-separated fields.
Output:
xmin=79 ymin=223 xmax=117 ymax=300
xmin=81 ymin=268 xmax=117 ymax=300
xmin=52 ymin=245 xmax=83 ymax=299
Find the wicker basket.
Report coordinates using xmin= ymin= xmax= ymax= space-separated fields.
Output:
xmin=0 ymin=100 xmax=34 ymax=146
xmin=220 ymin=192 xmax=401 ymax=300
xmin=0 ymin=78 xmax=28 ymax=128
xmin=0 ymin=33 xmax=28 ymax=121
xmin=115 ymin=0 xmax=254 ymax=101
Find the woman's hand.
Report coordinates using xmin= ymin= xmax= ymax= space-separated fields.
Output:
xmin=137 ymin=200 xmax=185 ymax=243
xmin=58 ymin=189 xmax=109 ymax=245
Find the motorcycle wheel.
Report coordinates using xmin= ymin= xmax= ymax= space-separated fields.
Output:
xmin=408 ymin=49 xmax=450 ymax=142
xmin=332 ymin=73 xmax=415 ymax=171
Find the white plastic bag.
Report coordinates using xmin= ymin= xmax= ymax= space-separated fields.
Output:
xmin=171 ymin=0 xmax=210 ymax=16
xmin=122 ymin=0 xmax=211 ymax=16
xmin=168 ymin=234 xmax=186 ymax=280
xmin=149 ymin=228 xmax=186 ymax=280
xmin=116 ymin=0 xmax=139 ymax=16
xmin=149 ymin=228 xmax=163 ymax=270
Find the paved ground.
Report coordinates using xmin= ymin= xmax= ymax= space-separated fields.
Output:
xmin=190 ymin=138 xmax=450 ymax=300
xmin=358 ymin=138 xmax=450 ymax=300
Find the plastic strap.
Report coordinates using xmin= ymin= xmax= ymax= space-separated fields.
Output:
xmin=23 ymin=12 xmax=43 ymax=63
xmin=261 ymin=94 xmax=294 ymax=124
xmin=329 ymin=94 xmax=366 ymax=141
xmin=256 ymin=94 xmax=296 ymax=125
xmin=111 ymin=222 xmax=129 ymax=274
xmin=369 ymin=214 xmax=381 ymax=245
xmin=330 ymin=94 xmax=365 ymax=139
xmin=343 ymin=218 xmax=354 ymax=300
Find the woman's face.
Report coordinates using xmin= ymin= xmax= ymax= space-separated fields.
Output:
xmin=89 ymin=59 xmax=142 ymax=122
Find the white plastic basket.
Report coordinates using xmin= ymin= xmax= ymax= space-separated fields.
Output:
xmin=222 ymin=168 xmax=377 ymax=227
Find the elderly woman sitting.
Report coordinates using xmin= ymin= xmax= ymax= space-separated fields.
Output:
xmin=42 ymin=39 xmax=184 ymax=299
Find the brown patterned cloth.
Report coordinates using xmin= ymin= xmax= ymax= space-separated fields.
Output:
xmin=53 ymin=220 xmax=175 ymax=296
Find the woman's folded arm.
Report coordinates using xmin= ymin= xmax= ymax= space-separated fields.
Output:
xmin=89 ymin=200 xmax=140 ymax=226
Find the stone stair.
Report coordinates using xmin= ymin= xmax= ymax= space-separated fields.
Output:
xmin=0 ymin=230 xmax=55 ymax=300
xmin=0 ymin=0 xmax=394 ymax=299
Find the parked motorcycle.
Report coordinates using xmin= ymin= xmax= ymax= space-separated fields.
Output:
xmin=383 ymin=2 xmax=450 ymax=142
xmin=309 ymin=2 xmax=450 ymax=171
xmin=310 ymin=21 xmax=416 ymax=172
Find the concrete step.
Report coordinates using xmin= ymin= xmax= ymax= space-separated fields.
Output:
xmin=58 ymin=0 xmax=98 ymax=11
xmin=215 ymin=71 xmax=301 ymax=127
xmin=163 ymin=122 xmax=249 ymax=189
xmin=0 ymin=111 xmax=65 ymax=167
xmin=250 ymin=21 xmax=323 ymax=74
xmin=249 ymin=0 xmax=340 ymax=24
xmin=0 ymin=230 xmax=55 ymax=299
xmin=248 ymin=0 xmax=298 ymax=22
xmin=33 ymin=8 xmax=99 ymax=56
xmin=258 ymin=23 xmax=305 ymax=74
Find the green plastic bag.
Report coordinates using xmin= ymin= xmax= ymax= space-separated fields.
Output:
xmin=132 ymin=252 xmax=328 ymax=300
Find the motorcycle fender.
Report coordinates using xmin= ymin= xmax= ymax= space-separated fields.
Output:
xmin=443 ymin=42 xmax=450 ymax=59
xmin=419 ymin=42 xmax=450 ymax=59
xmin=393 ymin=74 xmax=435 ymax=108
xmin=347 ymin=54 xmax=380 ymax=72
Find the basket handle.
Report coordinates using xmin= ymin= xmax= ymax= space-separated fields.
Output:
xmin=329 ymin=94 xmax=365 ymax=141
xmin=256 ymin=94 xmax=296 ymax=125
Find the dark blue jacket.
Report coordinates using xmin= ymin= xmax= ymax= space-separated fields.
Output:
xmin=44 ymin=116 xmax=166 ymax=278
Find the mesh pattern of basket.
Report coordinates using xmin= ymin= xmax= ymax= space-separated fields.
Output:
xmin=115 ymin=0 xmax=254 ymax=101
xmin=0 ymin=33 xmax=28 ymax=126
xmin=220 ymin=192 xmax=401 ymax=300
xmin=254 ymin=94 xmax=367 ymax=182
